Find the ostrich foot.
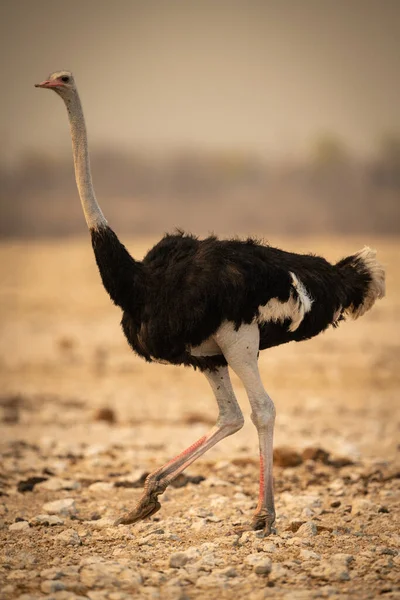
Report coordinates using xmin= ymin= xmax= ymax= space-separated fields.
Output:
xmin=114 ymin=494 xmax=161 ymax=526
xmin=251 ymin=510 xmax=276 ymax=536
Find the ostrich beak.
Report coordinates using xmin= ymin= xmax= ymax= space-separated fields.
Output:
xmin=34 ymin=80 xmax=60 ymax=89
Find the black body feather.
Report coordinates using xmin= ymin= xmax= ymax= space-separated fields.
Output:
xmin=90 ymin=226 xmax=374 ymax=371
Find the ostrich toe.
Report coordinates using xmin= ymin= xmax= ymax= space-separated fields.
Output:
xmin=114 ymin=495 xmax=161 ymax=526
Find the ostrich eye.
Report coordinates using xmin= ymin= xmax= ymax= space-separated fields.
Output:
xmin=61 ymin=76 xmax=70 ymax=83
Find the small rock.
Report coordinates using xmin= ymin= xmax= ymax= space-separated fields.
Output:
xmin=311 ymin=556 xmax=351 ymax=581
xmin=221 ymin=567 xmax=238 ymax=578
xmin=40 ymin=580 xmax=66 ymax=593
xmin=57 ymin=528 xmax=82 ymax=546
xmin=169 ymin=552 xmax=189 ymax=568
xmin=240 ymin=531 xmax=259 ymax=544
xmin=331 ymin=553 xmax=354 ymax=565
xmin=36 ymin=478 xmax=81 ymax=491
xmin=43 ymin=498 xmax=77 ymax=516
xmin=269 ymin=563 xmax=289 ymax=582
xmin=297 ymin=521 xmax=318 ymax=537
xmin=245 ymin=553 xmax=272 ymax=575
xmin=9 ymin=521 xmax=30 ymax=531
xmin=262 ymin=541 xmax=277 ymax=553
xmin=300 ymin=549 xmax=321 ymax=560
xmin=31 ymin=514 xmax=64 ymax=526
xmin=88 ymin=517 xmax=115 ymax=528
xmin=40 ymin=568 xmax=65 ymax=579
xmin=88 ymin=481 xmax=114 ymax=492
xmin=79 ymin=559 xmax=142 ymax=589
xmin=196 ymin=573 xmax=228 ymax=588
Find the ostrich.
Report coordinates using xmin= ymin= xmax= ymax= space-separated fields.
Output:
xmin=35 ymin=71 xmax=385 ymax=535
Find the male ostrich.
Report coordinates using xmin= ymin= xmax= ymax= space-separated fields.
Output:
xmin=35 ymin=71 xmax=385 ymax=534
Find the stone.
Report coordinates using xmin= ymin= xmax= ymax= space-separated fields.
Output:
xmin=40 ymin=568 xmax=65 ymax=579
xmin=36 ymin=478 xmax=81 ymax=491
xmin=245 ymin=553 xmax=272 ymax=575
xmin=9 ymin=521 xmax=30 ymax=531
xmin=43 ymin=498 xmax=77 ymax=516
xmin=169 ymin=546 xmax=201 ymax=568
xmin=269 ymin=563 xmax=289 ymax=582
xmin=169 ymin=552 xmax=190 ymax=568
xmin=57 ymin=528 xmax=82 ymax=546
xmin=79 ymin=559 xmax=142 ymax=589
xmin=310 ymin=559 xmax=350 ymax=581
xmin=300 ymin=549 xmax=321 ymax=560
xmin=196 ymin=573 xmax=228 ymax=588
xmin=40 ymin=580 xmax=66 ymax=593
xmin=32 ymin=514 xmax=64 ymax=526
xmin=331 ymin=553 xmax=354 ymax=565
xmin=262 ymin=541 xmax=277 ymax=553
xmin=88 ymin=517 xmax=115 ymax=528
xmin=88 ymin=481 xmax=114 ymax=492
xmin=297 ymin=521 xmax=318 ymax=537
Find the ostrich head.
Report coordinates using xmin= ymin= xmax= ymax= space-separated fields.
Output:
xmin=35 ymin=70 xmax=76 ymax=99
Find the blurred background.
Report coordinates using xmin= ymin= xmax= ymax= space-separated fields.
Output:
xmin=0 ymin=0 xmax=399 ymax=238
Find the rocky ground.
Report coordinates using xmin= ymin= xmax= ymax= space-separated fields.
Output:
xmin=0 ymin=236 xmax=399 ymax=599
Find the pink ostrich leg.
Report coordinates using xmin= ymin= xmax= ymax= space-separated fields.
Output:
xmin=115 ymin=366 xmax=244 ymax=525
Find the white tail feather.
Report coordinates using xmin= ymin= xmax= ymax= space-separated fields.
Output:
xmin=344 ymin=247 xmax=386 ymax=319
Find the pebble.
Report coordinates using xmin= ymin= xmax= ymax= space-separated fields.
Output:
xmin=331 ymin=553 xmax=354 ymax=565
xmin=43 ymin=498 xmax=77 ymax=516
xmin=88 ymin=482 xmax=114 ymax=492
xmin=56 ymin=528 xmax=82 ymax=546
xmin=262 ymin=541 xmax=277 ymax=553
xmin=9 ymin=521 xmax=30 ymax=531
xmin=79 ymin=559 xmax=142 ymax=589
xmin=196 ymin=573 xmax=228 ymax=588
xmin=311 ymin=557 xmax=351 ymax=581
xmin=269 ymin=563 xmax=289 ymax=582
xmin=88 ymin=517 xmax=116 ymax=528
xmin=36 ymin=478 xmax=81 ymax=491
xmin=169 ymin=546 xmax=201 ymax=568
xmin=40 ymin=580 xmax=66 ymax=593
xmin=300 ymin=549 xmax=321 ymax=560
xmin=296 ymin=521 xmax=318 ymax=537
xmin=245 ymin=553 xmax=272 ymax=575
xmin=31 ymin=514 xmax=65 ymax=526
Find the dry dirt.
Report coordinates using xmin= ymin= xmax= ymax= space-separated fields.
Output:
xmin=0 ymin=235 xmax=399 ymax=600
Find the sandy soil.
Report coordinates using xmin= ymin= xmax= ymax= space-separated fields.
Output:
xmin=0 ymin=235 xmax=399 ymax=600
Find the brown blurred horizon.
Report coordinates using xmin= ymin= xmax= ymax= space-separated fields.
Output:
xmin=1 ymin=0 xmax=399 ymax=237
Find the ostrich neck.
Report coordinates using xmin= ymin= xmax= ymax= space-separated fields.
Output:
xmin=66 ymin=93 xmax=107 ymax=230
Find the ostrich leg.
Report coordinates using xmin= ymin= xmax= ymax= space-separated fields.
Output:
xmin=115 ymin=366 xmax=244 ymax=525
xmin=215 ymin=322 xmax=276 ymax=534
